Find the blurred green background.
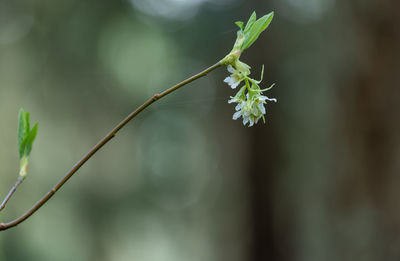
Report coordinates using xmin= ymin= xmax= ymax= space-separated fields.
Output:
xmin=1 ymin=0 xmax=399 ymax=260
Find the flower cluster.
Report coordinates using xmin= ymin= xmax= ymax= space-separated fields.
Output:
xmin=224 ymin=63 xmax=276 ymax=127
xmin=221 ymin=11 xmax=276 ymax=127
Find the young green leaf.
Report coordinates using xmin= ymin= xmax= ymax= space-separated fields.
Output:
xmin=18 ymin=108 xmax=28 ymax=153
xmin=25 ymin=111 xmax=30 ymax=134
xmin=235 ymin=21 xmax=244 ymax=31
xmin=241 ymin=11 xmax=274 ymax=51
xmin=19 ymin=137 xmax=27 ymax=159
xmin=17 ymin=108 xmax=38 ymax=178
xmin=18 ymin=109 xmax=31 ymax=158
xmin=243 ymin=11 xmax=257 ymax=33
xmin=17 ymin=108 xmax=38 ymax=159
xmin=24 ymin=123 xmax=38 ymax=157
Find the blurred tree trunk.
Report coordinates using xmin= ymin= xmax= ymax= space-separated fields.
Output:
xmin=247 ymin=1 xmax=400 ymax=260
xmin=339 ymin=1 xmax=400 ymax=206
xmin=333 ymin=0 xmax=400 ymax=256
xmin=248 ymin=124 xmax=283 ymax=261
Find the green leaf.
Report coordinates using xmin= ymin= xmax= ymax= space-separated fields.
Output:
xmin=19 ymin=136 xmax=28 ymax=158
xmin=18 ymin=108 xmax=29 ymax=158
xmin=18 ymin=109 xmax=25 ymax=149
xmin=235 ymin=21 xmax=244 ymax=31
xmin=25 ymin=111 xmax=30 ymax=134
xmin=244 ymin=11 xmax=257 ymax=33
xmin=241 ymin=11 xmax=274 ymax=51
xmin=17 ymin=108 xmax=38 ymax=158
xmin=24 ymin=123 xmax=38 ymax=157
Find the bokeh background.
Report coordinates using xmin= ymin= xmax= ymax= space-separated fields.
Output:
xmin=1 ymin=0 xmax=399 ymax=260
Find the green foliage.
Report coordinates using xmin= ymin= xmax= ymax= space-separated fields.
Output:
xmin=221 ymin=11 xmax=274 ymax=67
xmin=18 ymin=108 xmax=38 ymax=159
xmin=237 ymin=11 xmax=274 ymax=51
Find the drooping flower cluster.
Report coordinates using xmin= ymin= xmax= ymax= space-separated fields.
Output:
xmin=221 ymin=11 xmax=276 ymax=127
xmin=224 ymin=62 xmax=276 ymax=127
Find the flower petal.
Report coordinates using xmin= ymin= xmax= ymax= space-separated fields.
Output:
xmin=235 ymin=103 xmax=244 ymax=111
xmin=231 ymin=81 xmax=240 ymax=89
xmin=233 ymin=111 xmax=242 ymax=120
xmin=266 ymin=96 xmax=277 ymax=102
xmin=227 ymin=65 xmax=236 ymax=74
xmin=228 ymin=98 xmax=237 ymax=104
xmin=243 ymin=116 xmax=249 ymax=126
xmin=224 ymin=76 xmax=233 ymax=84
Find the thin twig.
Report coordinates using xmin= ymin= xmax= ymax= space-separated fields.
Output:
xmin=0 ymin=176 xmax=24 ymax=212
xmin=0 ymin=61 xmax=222 ymax=231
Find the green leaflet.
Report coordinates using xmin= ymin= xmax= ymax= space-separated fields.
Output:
xmin=23 ymin=123 xmax=38 ymax=157
xmin=239 ymin=11 xmax=274 ymax=51
xmin=221 ymin=11 xmax=275 ymax=66
xmin=18 ymin=108 xmax=28 ymax=155
xmin=244 ymin=12 xmax=257 ymax=33
xmin=18 ymin=108 xmax=38 ymax=159
xmin=235 ymin=21 xmax=244 ymax=31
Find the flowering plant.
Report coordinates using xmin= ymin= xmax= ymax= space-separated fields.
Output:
xmin=0 ymin=11 xmax=276 ymax=231
xmin=221 ymin=11 xmax=276 ymax=126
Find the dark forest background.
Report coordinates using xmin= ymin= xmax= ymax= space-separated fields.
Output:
xmin=1 ymin=0 xmax=399 ymax=260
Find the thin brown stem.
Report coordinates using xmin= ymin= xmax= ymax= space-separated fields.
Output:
xmin=0 ymin=176 xmax=24 ymax=212
xmin=0 ymin=61 xmax=222 ymax=231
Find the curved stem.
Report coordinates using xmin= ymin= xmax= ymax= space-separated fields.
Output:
xmin=0 ymin=176 xmax=24 ymax=212
xmin=0 ymin=61 xmax=222 ymax=231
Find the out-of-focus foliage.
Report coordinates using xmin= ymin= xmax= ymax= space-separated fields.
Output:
xmin=1 ymin=0 xmax=400 ymax=261
xmin=17 ymin=108 xmax=38 ymax=177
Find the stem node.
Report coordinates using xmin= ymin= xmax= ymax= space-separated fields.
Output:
xmin=152 ymin=93 xmax=160 ymax=101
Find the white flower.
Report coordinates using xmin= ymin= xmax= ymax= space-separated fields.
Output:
xmin=224 ymin=59 xmax=276 ymax=127
xmin=224 ymin=65 xmax=242 ymax=89
xmin=223 ymin=61 xmax=250 ymax=89
xmin=229 ymin=90 xmax=276 ymax=127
